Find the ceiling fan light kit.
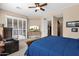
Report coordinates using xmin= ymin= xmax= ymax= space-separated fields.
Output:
xmin=36 ymin=7 xmax=40 ymax=10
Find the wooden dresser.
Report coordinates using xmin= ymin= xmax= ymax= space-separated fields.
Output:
xmin=28 ymin=31 xmax=41 ymax=38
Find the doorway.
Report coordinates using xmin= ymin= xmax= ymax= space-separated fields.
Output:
xmin=48 ymin=21 xmax=52 ymax=36
xmin=57 ymin=20 xmax=61 ymax=36
xmin=41 ymin=18 xmax=52 ymax=37
xmin=57 ymin=18 xmax=63 ymax=36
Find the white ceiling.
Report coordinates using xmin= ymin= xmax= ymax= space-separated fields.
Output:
xmin=0 ymin=3 xmax=78 ymax=16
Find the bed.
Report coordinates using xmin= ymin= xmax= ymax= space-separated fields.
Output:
xmin=24 ymin=36 xmax=79 ymax=56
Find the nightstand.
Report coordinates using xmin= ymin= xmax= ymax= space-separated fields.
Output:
xmin=26 ymin=38 xmax=39 ymax=46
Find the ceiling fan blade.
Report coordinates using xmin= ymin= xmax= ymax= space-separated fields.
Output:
xmin=35 ymin=3 xmax=39 ymax=7
xmin=28 ymin=6 xmax=36 ymax=8
xmin=40 ymin=3 xmax=47 ymax=7
xmin=40 ymin=8 xmax=45 ymax=11
xmin=35 ymin=9 xmax=37 ymax=12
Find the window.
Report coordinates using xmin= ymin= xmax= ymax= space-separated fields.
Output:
xmin=19 ymin=20 xmax=22 ymax=29
xmin=13 ymin=30 xmax=18 ymax=35
xmin=23 ymin=21 xmax=26 ymax=29
xmin=13 ymin=19 xmax=18 ymax=29
xmin=7 ymin=16 xmax=27 ymax=39
xmin=23 ymin=30 xmax=26 ymax=36
xmin=7 ymin=18 xmax=12 ymax=28
xmin=18 ymin=30 xmax=22 ymax=35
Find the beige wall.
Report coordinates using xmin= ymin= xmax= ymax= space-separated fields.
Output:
xmin=27 ymin=16 xmax=41 ymax=32
xmin=0 ymin=12 xmax=4 ymax=24
xmin=63 ymin=5 xmax=79 ymax=38
xmin=0 ymin=27 xmax=3 ymax=37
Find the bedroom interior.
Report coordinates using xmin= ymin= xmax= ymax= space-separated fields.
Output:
xmin=0 ymin=3 xmax=79 ymax=56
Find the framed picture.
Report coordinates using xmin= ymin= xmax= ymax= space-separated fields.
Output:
xmin=66 ymin=21 xmax=79 ymax=27
xmin=71 ymin=28 xmax=78 ymax=32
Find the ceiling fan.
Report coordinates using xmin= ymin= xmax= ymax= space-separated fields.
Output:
xmin=28 ymin=3 xmax=47 ymax=12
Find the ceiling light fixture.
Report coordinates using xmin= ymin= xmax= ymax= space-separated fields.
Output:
xmin=36 ymin=7 xmax=40 ymax=10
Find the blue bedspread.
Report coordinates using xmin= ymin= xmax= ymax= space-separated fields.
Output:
xmin=24 ymin=36 xmax=79 ymax=56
